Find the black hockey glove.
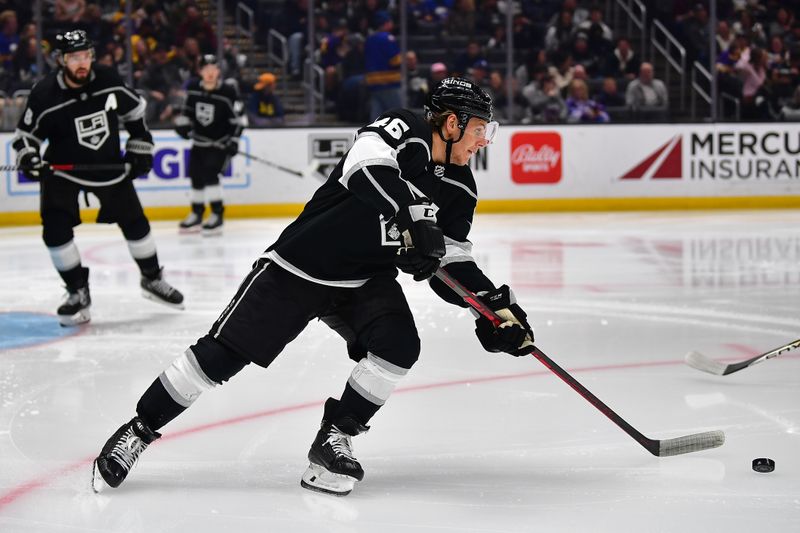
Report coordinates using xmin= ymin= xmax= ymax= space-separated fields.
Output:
xmin=124 ymin=138 xmax=154 ymax=179
xmin=224 ymin=138 xmax=240 ymax=158
xmin=474 ymin=285 xmax=534 ymax=357
xmin=175 ymin=116 xmax=192 ymax=140
xmin=17 ymin=151 xmax=52 ymax=182
xmin=394 ymin=198 xmax=445 ymax=281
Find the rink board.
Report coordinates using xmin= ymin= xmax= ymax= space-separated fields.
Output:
xmin=1 ymin=122 xmax=799 ymax=225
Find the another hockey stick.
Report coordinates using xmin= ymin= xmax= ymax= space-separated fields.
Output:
xmin=236 ymin=150 xmax=320 ymax=179
xmin=434 ymin=268 xmax=725 ymax=457
xmin=685 ymin=338 xmax=800 ymax=376
xmin=1 ymin=163 xmax=129 ymax=172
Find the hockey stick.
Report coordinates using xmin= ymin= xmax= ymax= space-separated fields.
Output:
xmin=236 ymin=150 xmax=320 ymax=179
xmin=1 ymin=163 xmax=129 ymax=172
xmin=433 ymin=268 xmax=725 ymax=457
xmin=685 ymin=338 xmax=800 ymax=376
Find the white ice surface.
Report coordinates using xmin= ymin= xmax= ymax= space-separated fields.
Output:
xmin=1 ymin=211 xmax=799 ymax=532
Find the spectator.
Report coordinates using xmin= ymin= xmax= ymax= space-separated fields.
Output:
xmin=176 ymin=3 xmax=217 ymax=55
xmin=277 ymin=0 xmax=308 ymax=80
xmin=570 ymin=32 xmax=600 ymax=77
xmin=429 ymin=61 xmax=448 ymax=87
xmin=469 ymin=58 xmax=490 ymax=89
xmin=547 ymin=51 xmax=575 ymax=94
xmin=514 ymin=48 xmax=548 ymax=88
xmin=523 ymin=75 xmax=566 ymax=123
xmin=735 ymin=46 xmax=769 ymax=119
xmin=779 ymin=85 xmax=800 ymax=120
xmin=684 ymin=3 xmax=712 ymax=63
xmin=352 ymin=0 xmax=381 ymax=35
xmin=768 ymin=8 xmax=793 ymax=42
xmin=544 ymin=9 xmax=574 ymax=52
xmin=55 ymin=0 xmax=86 ymax=23
xmin=717 ymin=20 xmax=735 ymax=53
xmin=716 ymin=40 xmax=744 ymax=97
xmin=732 ymin=9 xmax=766 ymax=48
xmin=603 ymin=37 xmax=639 ymax=80
xmin=566 ymin=79 xmax=609 ymax=123
xmin=364 ymin=11 xmax=402 ymax=119
xmin=139 ymin=44 xmax=183 ymax=125
xmin=406 ymin=50 xmax=428 ymax=108
xmin=0 ymin=10 xmax=18 ymax=70
xmin=247 ymin=72 xmax=285 ymax=127
xmin=9 ymin=35 xmax=45 ymax=92
xmin=179 ymin=37 xmax=202 ymax=78
xmin=453 ymin=39 xmax=484 ymax=77
xmin=625 ymin=62 xmax=668 ymax=115
xmin=576 ymin=6 xmax=613 ymax=56
xmin=474 ymin=0 xmax=502 ymax=35
xmin=448 ymin=0 xmax=476 ymax=37
xmin=561 ymin=0 xmax=589 ymax=26
xmin=594 ymin=77 xmax=626 ymax=108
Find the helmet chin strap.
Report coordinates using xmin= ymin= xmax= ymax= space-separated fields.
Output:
xmin=437 ymin=124 xmax=466 ymax=166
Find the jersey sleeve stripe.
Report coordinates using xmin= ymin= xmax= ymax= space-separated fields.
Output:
xmin=441 ymin=177 xmax=478 ymax=200
xmin=119 ymin=97 xmax=146 ymax=122
xmin=354 ymin=166 xmax=401 ymax=215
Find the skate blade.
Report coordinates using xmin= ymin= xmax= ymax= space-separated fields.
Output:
xmin=91 ymin=460 xmax=108 ymax=494
xmin=59 ymin=307 xmax=91 ymax=327
xmin=179 ymin=226 xmax=202 ymax=234
xmin=300 ymin=463 xmax=357 ymax=497
xmin=141 ymin=290 xmax=186 ymax=310
xmin=202 ymin=227 xmax=223 ymax=237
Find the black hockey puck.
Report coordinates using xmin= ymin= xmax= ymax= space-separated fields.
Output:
xmin=752 ymin=458 xmax=775 ymax=473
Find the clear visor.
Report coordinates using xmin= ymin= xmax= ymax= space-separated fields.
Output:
xmin=466 ymin=120 xmax=500 ymax=143
xmin=63 ymin=50 xmax=93 ymax=65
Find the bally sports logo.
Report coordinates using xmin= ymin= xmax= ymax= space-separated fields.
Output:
xmin=510 ymin=132 xmax=562 ymax=184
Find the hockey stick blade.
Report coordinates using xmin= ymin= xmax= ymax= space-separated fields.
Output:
xmin=685 ymin=338 xmax=800 ymax=376
xmin=656 ymin=430 xmax=725 ymax=456
xmin=434 ymin=268 xmax=726 ymax=457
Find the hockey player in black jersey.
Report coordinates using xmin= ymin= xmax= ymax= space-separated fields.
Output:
xmin=175 ymin=54 xmax=246 ymax=235
xmin=12 ymin=30 xmax=184 ymax=326
xmin=91 ymin=78 xmax=534 ymax=496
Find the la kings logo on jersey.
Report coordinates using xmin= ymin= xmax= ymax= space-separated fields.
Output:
xmin=74 ymin=110 xmax=109 ymax=150
xmin=196 ymin=102 xmax=215 ymax=126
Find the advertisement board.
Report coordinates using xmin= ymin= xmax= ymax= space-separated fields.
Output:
xmin=1 ymin=123 xmax=798 ymax=224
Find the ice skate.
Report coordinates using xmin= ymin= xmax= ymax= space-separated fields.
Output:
xmin=301 ymin=409 xmax=368 ymax=496
xmin=178 ymin=211 xmax=203 ymax=233
xmin=57 ymin=285 xmax=91 ymax=326
xmin=92 ymin=417 xmax=160 ymax=493
xmin=141 ymin=268 xmax=185 ymax=309
xmin=202 ymin=212 xmax=223 ymax=236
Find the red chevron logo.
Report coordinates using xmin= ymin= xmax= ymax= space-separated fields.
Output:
xmin=620 ymin=135 xmax=683 ymax=179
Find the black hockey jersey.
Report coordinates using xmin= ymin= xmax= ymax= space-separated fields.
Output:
xmin=176 ymin=78 xmax=246 ymax=148
xmin=12 ymin=65 xmax=152 ymax=186
xmin=264 ymin=108 xmax=494 ymax=295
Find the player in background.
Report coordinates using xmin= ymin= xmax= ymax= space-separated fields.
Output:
xmin=91 ymin=78 xmax=533 ymax=496
xmin=175 ymin=54 xmax=246 ymax=236
xmin=12 ymin=30 xmax=184 ymax=327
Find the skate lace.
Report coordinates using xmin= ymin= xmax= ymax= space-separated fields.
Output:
xmin=109 ymin=428 xmax=148 ymax=471
xmin=325 ymin=428 xmax=355 ymax=461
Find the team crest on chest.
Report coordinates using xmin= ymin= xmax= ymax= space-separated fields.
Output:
xmin=74 ymin=110 xmax=109 ymax=150
xmin=196 ymin=102 xmax=215 ymax=126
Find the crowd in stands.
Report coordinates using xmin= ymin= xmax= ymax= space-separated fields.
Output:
xmin=0 ymin=0 xmax=797 ymax=129
xmin=651 ymin=0 xmax=799 ymax=120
